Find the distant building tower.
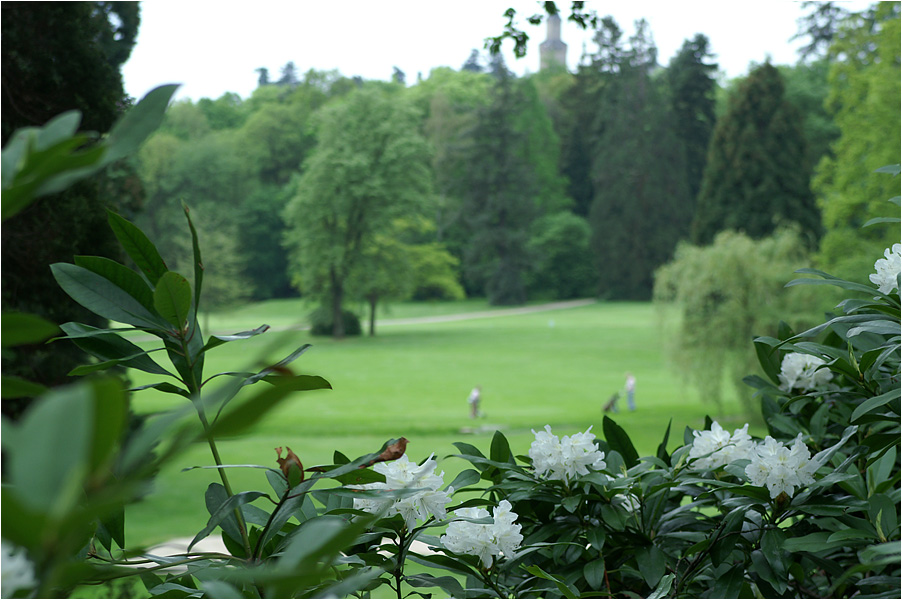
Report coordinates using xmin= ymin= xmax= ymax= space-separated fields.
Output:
xmin=539 ymin=14 xmax=567 ymax=70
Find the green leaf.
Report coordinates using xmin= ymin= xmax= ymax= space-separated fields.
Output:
xmin=153 ymin=271 xmax=192 ymax=329
xmin=446 ymin=469 xmax=481 ymax=492
xmin=1 ymin=311 xmax=59 ymax=347
xmin=190 ymin=486 xmax=266 ymax=552
xmin=59 ymin=322 xmax=174 ymax=377
xmin=51 ymin=263 xmax=168 ymax=329
xmin=647 ymin=573 xmax=675 ymax=599
xmin=0 ymin=375 xmax=48 ymax=398
xmin=87 ymin=378 xmax=127 ymax=473
xmin=851 ymin=388 xmax=901 ymax=423
xmin=603 ymin=416 xmax=639 ymax=469
xmin=104 ymin=84 xmax=180 ymax=163
xmin=655 ymin=419 xmax=672 ymax=465
xmin=74 ymin=255 xmax=155 ymax=313
xmin=210 ymin=376 xmax=331 ymax=438
xmin=636 ymin=545 xmax=666 ymax=588
xmin=524 ymin=565 xmax=579 ymax=599
xmin=129 ymin=381 xmax=190 ymax=397
xmin=107 ymin=211 xmax=168 ymax=285
xmin=9 ymin=381 xmax=93 ymax=512
xmin=181 ymin=204 xmax=204 ymax=322
xmin=203 ymin=324 xmax=271 ymax=351
xmin=490 ymin=430 xmax=514 ymax=464
xmin=583 ymin=557 xmax=606 ymax=590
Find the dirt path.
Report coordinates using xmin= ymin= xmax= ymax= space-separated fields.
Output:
xmin=373 ymin=298 xmax=597 ymax=327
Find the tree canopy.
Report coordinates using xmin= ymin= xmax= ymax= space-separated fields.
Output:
xmin=282 ymin=86 xmax=433 ymax=336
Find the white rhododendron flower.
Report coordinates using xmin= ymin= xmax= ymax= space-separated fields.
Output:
xmin=440 ymin=500 xmax=523 ymax=568
xmin=778 ymin=352 xmax=833 ymax=393
xmin=353 ymin=454 xmax=453 ymax=530
xmin=1 ymin=541 xmax=37 ymax=598
xmin=689 ymin=421 xmax=755 ymax=469
xmin=745 ymin=434 xmax=818 ymax=499
xmin=870 ymin=243 xmax=901 ymax=294
xmin=529 ymin=425 xmax=606 ymax=482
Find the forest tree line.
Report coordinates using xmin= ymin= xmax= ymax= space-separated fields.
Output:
xmin=128 ymin=3 xmax=899 ymax=338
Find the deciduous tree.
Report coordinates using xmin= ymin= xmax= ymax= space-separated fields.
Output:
xmin=282 ymin=87 xmax=432 ymax=336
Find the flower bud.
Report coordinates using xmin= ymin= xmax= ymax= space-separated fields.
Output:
xmin=276 ymin=446 xmax=304 ymax=487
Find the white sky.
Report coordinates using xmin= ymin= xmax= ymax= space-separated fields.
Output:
xmin=122 ymin=1 xmax=872 ymax=102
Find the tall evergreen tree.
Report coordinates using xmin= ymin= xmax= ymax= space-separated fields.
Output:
xmin=586 ymin=19 xmax=692 ymax=299
xmin=691 ymin=62 xmax=820 ymax=245
xmin=451 ymin=59 xmax=567 ymax=304
xmin=1 ymin=2 xmax=140 ymax=417
xmin=666 ymin=34 xmax=718 ymax=203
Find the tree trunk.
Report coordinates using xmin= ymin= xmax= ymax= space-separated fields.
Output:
xmin=368 ymin=295 xmax=377 ymax=336
xmin=330 ymin=269 xmax=344 ymax=338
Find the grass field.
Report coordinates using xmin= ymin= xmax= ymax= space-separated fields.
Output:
xmin=125 ymin=299 xmax=760 ymax=547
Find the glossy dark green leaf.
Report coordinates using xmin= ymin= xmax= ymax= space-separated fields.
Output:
xmin=1 ymin=311 xmax=59 ymax=347
xmin=107 ymin=211 xmax=168 ymax=285
xmin=636 ymin=544 xmax=666 ymax=588
xmin=852 ymin=388 xmax=901 ymax=423
xmin=51 ymin=262 xmax=168 ymax=329
xmin=153 ymin=271 xmax=192 ymax=329
xmin=60 ymin=322 xmax=173 ymax=377
xmin=647 ymin=573 xmax=675 ymax=599
xmin=490 ymin=430 xmax=514 ymax=464
xmin=603 ymin=416 xmax=639 ymax=469
xmin=74 ymin=255 xmax=155 ymax=313
xmin=446 ymin=469 xmax=481 ymax=492
xmin=190 ymin=485 xmax=266 ymax=552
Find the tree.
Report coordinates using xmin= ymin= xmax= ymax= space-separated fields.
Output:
xmin=654 ymin=228 xmax=822 ymax=416
xmin=793 ymin=1 xmax=853 ymax=62
xmin=282 ymin=86 xmax=432 ymax=337
xmin=666 ymin=34 xmax=718 ymax=203
xmin=462 ymin=49 xmax=483 ymax=72
xmin=1 ymin=2 xmax=140 ymax=416
xmin=778 ymin=61 xmax=840 ymax=174
xmin=692 ymin=62 xmax=821 ymax=246
xmin=587 ymin=19 xmax=692 ymax=299
xmin=448 ymin=59 xmax=564 ymax=304
xmin=813 ymin=2 xmax=900 ymax=282
xmin=528 ymin=211 xmax=594 ymax=299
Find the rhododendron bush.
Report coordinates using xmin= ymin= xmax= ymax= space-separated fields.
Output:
xmin=2 ymin=118 xmax=899 ymax=599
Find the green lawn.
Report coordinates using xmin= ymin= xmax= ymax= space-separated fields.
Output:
xmin=125 ymin=299 xmax=758 ymax=547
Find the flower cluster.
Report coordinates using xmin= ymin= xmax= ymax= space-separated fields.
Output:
xmin=778 ymin=352 xmax=833 ymax=393
xmin=353 ymin=454 xmax=453 ymax=530
xmin=440 ymin=500 xmax=523 ymax=568
xmin=1 ymin=541 xmax=36 ymax=598
xmin=870 ymin=243 xmax=901 ymax=294
xmin=529 ymin=425 xmax=606 ymax=482
xmin=688 ymin=421 xmax=755 ymax=469
xmin=745 ymin=434 xmax=818 ymax=499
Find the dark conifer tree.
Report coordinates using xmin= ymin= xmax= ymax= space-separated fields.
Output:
xmin=666 ymin=34 xmax=718 ymax=204
xmin=1 ymin=2 xmax=140 ymax=417
xmin=586 ymin=19 xmax=692 ymax=299
xmin=691 ymin=62 xmax=820 ymax=245
xmin=452 ymin=59 xmax=538 ymax=305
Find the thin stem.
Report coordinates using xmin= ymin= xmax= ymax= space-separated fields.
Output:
xmin=181 ymin=328 xmax=253 ymax=560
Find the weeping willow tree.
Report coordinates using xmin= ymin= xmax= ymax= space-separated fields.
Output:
xmin=653 ymin=228 xmax=824 ymax=417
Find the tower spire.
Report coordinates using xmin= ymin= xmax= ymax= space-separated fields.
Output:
xmin=539 ymin=14 xmax=567 ymax=71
